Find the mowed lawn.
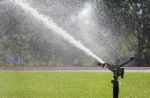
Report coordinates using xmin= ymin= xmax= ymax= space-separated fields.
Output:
xmin=0 ymin=72 xmax=150 ymax=98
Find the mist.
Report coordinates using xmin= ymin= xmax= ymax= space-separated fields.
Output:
xmin=0 ymin=0 xmax=135 ymax=66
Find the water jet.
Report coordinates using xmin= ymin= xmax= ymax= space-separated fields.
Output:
xmin=10 ymin=0 xmax=105 ymax=64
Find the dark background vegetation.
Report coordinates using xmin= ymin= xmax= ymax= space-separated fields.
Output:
xmin=0 ymin=0 xmax=149 ymax=67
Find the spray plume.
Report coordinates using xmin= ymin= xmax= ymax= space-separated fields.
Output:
xmin=10 ymin=0 xmax=105 ymax=64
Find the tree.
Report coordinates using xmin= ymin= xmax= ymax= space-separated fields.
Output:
xmin=98 ymin=0 xmax=150 ymax=66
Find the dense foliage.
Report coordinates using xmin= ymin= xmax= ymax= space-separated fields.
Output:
xmin=101 ymin=0 xmax=150 ymax=66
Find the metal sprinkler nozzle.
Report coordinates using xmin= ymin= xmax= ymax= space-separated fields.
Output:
xmin=96 ymin=57 xmax=135 ymax=98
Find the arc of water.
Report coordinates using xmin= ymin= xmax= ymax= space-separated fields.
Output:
xmin=10 ymin=0 xmax=105 ymax=64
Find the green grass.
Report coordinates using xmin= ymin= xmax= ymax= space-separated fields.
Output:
xmin=0 ymin=72 xmax=150 ymax=98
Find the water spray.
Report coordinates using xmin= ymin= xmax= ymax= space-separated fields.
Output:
xmin=10 ymin=0 xmax=105 ymax=64
xmin=10 ymin=0 xmax=136 ymax=98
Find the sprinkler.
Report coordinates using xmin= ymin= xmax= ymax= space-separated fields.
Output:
xmin=97 ymin=57 xmax=135 ymax=98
